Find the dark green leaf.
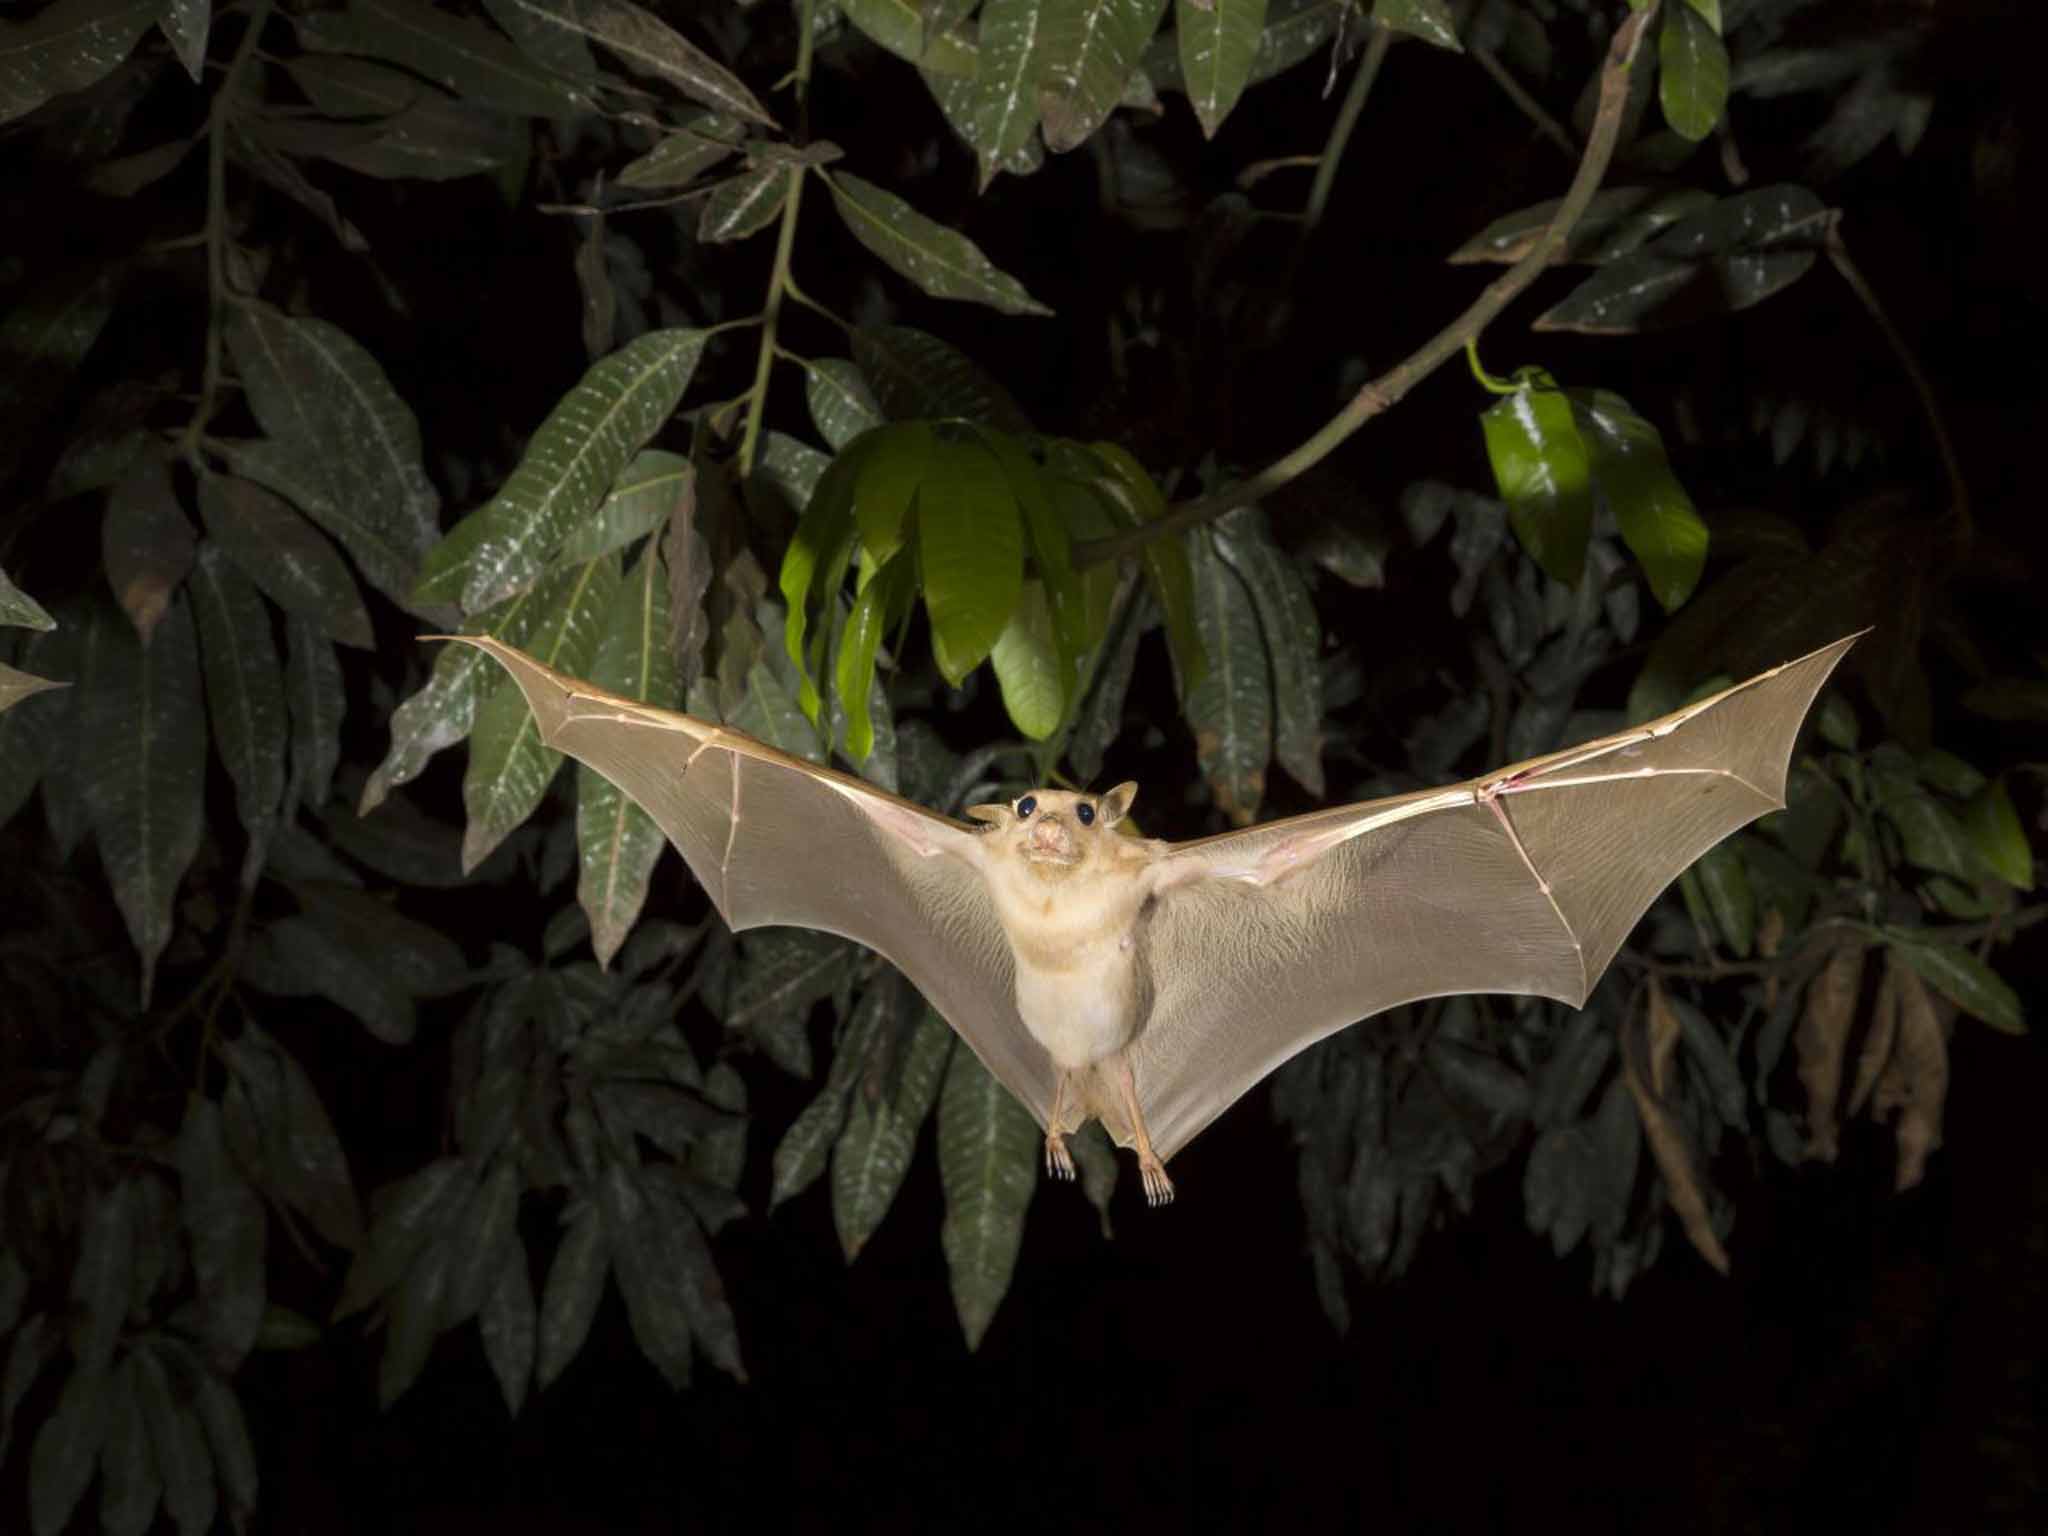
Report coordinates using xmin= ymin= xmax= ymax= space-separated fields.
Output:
xmin=178 ymin=1097 xmax=267 ymax=1369
xmin=69 ymin=1181 xmax=133 ymax=1374
xmin=97 ymin=1355 xmax=159 ymax=1536
xmin=827 ymin=171 xmax=1053 ymax=317
xmin=198 ymin=474 xmax=373 ymax=649
xmin=971 ymin=0 xmax=1049 ymax=186
xmin=1448 ymin=185 xmax=1718 ymax=266
xmin=836 ymin=0 xmax=979 ymax=77
xmin=335 ymin=1157 xmax=474 ymax=1320
xmin=598 ymin=1165 xmax=693 ymax=1390
xmin=537 ymin=1201 xmax=609 ymax=1388
xmin=478 ymin=1232 xmax=535 ymax=1416
xmin=1566 ymin=390 xmax=1707 ymax=611
xmin=0 ymin=0 xmax=158 ymax=125
xmin=851 ymin=325 xmax=1033 ymax=429
xmin=937 ymin=1045 xmax=1039 ymax=1349
xmin=1962 ymin=778 xmax=2032 ymax=890
xmin=101 ymin=449 xmax=193 ymax=640
xmin=295 ymin=0 xmax=593 ymax=117
xmin=28 ymin=1362 xmax=108 ymax=1536
xmin=1960 ymin=678 xmax=2048 ymax=723
xmin=1186 ymin=531 xmax=1271 ymax=823
xmin=1039 ymin=0 xmax=1168 ymax=153
xmin=190 ymin=543 xmax=288 ymax=849
xmin=616 ymin=113 xmax=744 ymax=188
xmin=79 ymin=596 xmax=205 ymax=1007
xmin=1 ymin=1314 xmax=58 ymax=1465
xmin=378 ymin=1237 xmax=450 ymax=1409
xmin=132 ymin=1343 xmax=214 ymax=1536
xmin=1696 ymin=840 xmax=1754 ymax=955
xmin=1177 ymin=0 xmax=1269 ymax=138
xmin=220 ymin=1028 xmax=363 ymax=1250
xmin=1887 ymin=932 xmax=2025 ymax=1036
xmin=284 ymin=615 xmax=345 ymax=812
xmin=188 ymin=1362 xmax=259 ymax=1527
xmin=1212 ymin=505 xmax=1323 ymax=796
xmin=1377 ymin=0 xmax=1459 ymax=50
xmin=727 ymin=930 xmax=853 ymax=1077
xmin=242 ymin=915 xmax=417 ymax=1044
xmin=495 ymin=0 xmax=771 ymax=122
xmin=698 ymin=162 xmax=789 ymax=242
xmin=441 ymin=1159 xmax=522 ymax=1328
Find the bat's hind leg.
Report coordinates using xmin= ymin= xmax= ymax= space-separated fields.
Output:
xmin=1044 ymin=1071 xmax=1077 ymax=1182
xmin=1111 ymin=1055 xmax=1176 ymax=1206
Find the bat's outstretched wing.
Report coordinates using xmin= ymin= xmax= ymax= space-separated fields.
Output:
xmin=445 ymin=637 xmax=1054 ymax=1121
xmin=1127 ymin=634 xmax=1860 ymax=1161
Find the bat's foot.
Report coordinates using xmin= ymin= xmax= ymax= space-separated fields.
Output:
xmin=1139 ymin=1156 xmax=1175 ymax=1207
xmin=1044 ymin=1133 xmax=1075 ymax=1181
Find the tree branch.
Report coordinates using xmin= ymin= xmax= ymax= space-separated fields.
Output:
xmin=1072 ymin=2 xmax=1657 ymax=570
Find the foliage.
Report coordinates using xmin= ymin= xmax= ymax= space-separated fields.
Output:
xmin=0 ymin=0 xmax=2037 ymax=1529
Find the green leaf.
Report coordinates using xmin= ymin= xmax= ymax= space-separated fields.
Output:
xmin=334 ymin=1157 xmax=474 ymax=1320
xmin=851 ymin=421 xmax=934 ymax=567
xmin=578 ymin=547 xmax=679 ymax=966
xmin=97 ymin=1355 xmax=159 ymax=1536
xmin=938 ymin=1045 xmax=1040 ymax=1350
xmin=1961 ymin=677 xmax=2048 ymax=723
xmin=1075 ymin=441 xmax=1204 ymax=692
xmin=1177 ymin=0 xmax=1268 ymax=139
xmin=835 ymin=551 xmax=912 ymax=763
xmin=1962 ymin=778 xmax=2032 ymax=891
xmin=441 ymin=1159 xmax=522 ymax=1329
xmin=726 ymin=930 xmax=853 ymax=1077
xmin=837 ymin=0 xmax=979 ymax=77
xmin=851 ymin=325 xmax=1033 ymax=429
xmin=186 ymin=1366 xmax=257 ymax=1529
xmin=918 ymin=428 xmax=1025 ymax=684
xmin=1186 ymin=531 xmax=1271 ymax=823
xmin=0 ymin=0 xmax=159 ymax=125
xmin=242 ymin=915 xmax=418 ymax=1044
xmin=1875 ymin=762 xmax=1984 ymax=885
xmin=1887 ymin=932 xmax=2025 ymax=1036
xmin=132 ymin=1344 xmax=214 ymax=1536
xmin=0 ymin=565 xmax=54 ymax=631
xmin=1658 ymin=0 xmax=1728 ymax=142
xmin=777 ymin=438 xmax=866 ymax=715
xmin=827 ymin=171 xmax=1053 ymax=318
xmin=28 ymin=1363 xmax=108 ymax=1536
xmin=478 ymin=1242 xmax=535 ymax=1416
xmin=1566 ymin=389 xmax=1707 ymax=611
xmin=1039 ymin=0 xmax=1168 ymax=153
xmin=990 ymin=582 xmax=1065 ymax=739
xmin=1480 ymin=375 xmax=1594 ymax=587
xmin=924 ymin=64 xmax=1046 ymax=178
xmin=771 ymin=987 xmax=889 ymax=1207
xmin=378 ymin=1235 xmax=450 ymax=1409
xmin=553 ymin=449 xmax=685 ymax=564
xmin=1535 ymin=185 xmax=1829 ymax=334
xmin=597 ymin=1165 xmax=693 ymax=1390
xmin=803 ymin=358 xmax=885 ymax=449
xmin=493 ymin=0 xmax=771 ymax=122
xmin=295 ymin=0 xmax=593 ymax=117
xmin=698 ymin=162 xmax=790 ymax=242
xmin=536 ymin=1201 xmax=609 ymax=1388
xmin=79 ymin=597 xmax=206 ymax=1008
xmin=1377 ymin=0 xmax=1460 ymax=50
xmin=0 ymin=263 xmax=118 ymax=490
xmin=972 ymin=0 xmax=1050 ymax=186
xmin=198 ymin=474 xmax=374 ymax=649
xmin=220 ymin=1028 xmax=363 ymax=1251
xmin=832 ymin=1087 xmax=922 ymax=1260
xmin=462 ymin=553 xmax=619 ymax=871
xmin=617 ymin=112 xmax=744 ymax=188
xmin=980 ymin=425 xmax=1090 ymax=690
xmin=178 ymin=1096 xmax=267 ymax=1369
xmin=69 ymin=1181 xmax=133 ymax=1375
xmin=284 ymin=615 xmax=346 ymax=812
xmin=1211 ymin=505 xmax=1323 ymax=797
xmin=1448 ymin=185 xmax=1718 ymax=267
xmin=224 ymin=304 xmax=442 ymax=613
xmin=416 ymin=328 xmax=706 ymax=612
xmin=190 ymin=544 xmax=288 ymax=852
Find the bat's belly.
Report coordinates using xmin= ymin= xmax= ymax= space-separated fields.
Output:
xmin=1012 ymin=951 xmax=1140 ymax=1071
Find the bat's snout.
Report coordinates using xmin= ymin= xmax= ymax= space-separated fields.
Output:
xmin=1024 ymin=814 xmax=1079 ymax=863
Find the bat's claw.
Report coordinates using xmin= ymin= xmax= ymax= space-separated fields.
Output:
xmin=1044 ymin=1134 xmax=1076 ymax=1181
xmin=1139 ymin=1156 xmax=1175 ymax=1207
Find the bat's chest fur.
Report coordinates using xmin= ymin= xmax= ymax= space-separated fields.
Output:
xmin=986 ymin=870 xmax=1150 ymax=1070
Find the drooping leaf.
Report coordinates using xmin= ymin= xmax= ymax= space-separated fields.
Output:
xmin=1567 ymin=390 xmax=1708 ymax=611
xmin=493 ymin=0 xmax=771 ymax=122
xmin=284 ymin=615 xmax=345 ymax=812
xmin=827 ymin=172 xmax=1053 ymax=318
xmin=990 ymin=581 xmax=1064 ymax=740
xmin=68 ymin=1180 xmax=134 ymax=1375
xmin=597 ymin=1165 xmax=693 ymax=1390
xmin=377 ymin=1235 xmax=450 ymax=1409
xmin=478 ymin=1232 xmax=535 ymax=1415
xmin=578 ymin=547 xmax=678 ymax=966
xmin=1961 ymin=778 xmax=2033 ymax=890
xmin=1177 ymin=0 xmax=1268 ymax=139
xmin=198 ymin=474 xmax=374 ymax=649
xmin=918 ymin=428 xmax=1025 ymax=684
xmin=834 ymin=550 xmax=912 ymax=762
xmin=1211 ymin=505 xmax=1323 ymax=796
xmin=28 ymin=1362 xmax=109 ymax=1536
xmin=725 ymin=929 xmax=854 ymax=1077
xmin=294 ymin=0 xmax=594 ymax=117
xmin=1480 ymin=373 xmax=1594 ymax=587
xmin=937 ymin=1044 xmax=1040 ymax=1350
xmin=101 ymin=449 xmax=193 ymax=641
xmin=1887 ymin=931 xmax=2025 ymax=1036
xmin=186 ymin=1365 xmax=258 ymax=1531
xmin=241 ymin=915 xmax=418 ymax=1044
xmin=537 ymin=1200 xmax=609 ymax=1388
xmin=131 ymin=1344 xmax=215 ymax=1536
xmin=0 ymin=0 xmax=159 ymax=125
xmin=190 ymin=544 xmax=288 ymax=852
xmin=558 ymin=449 xmax=691 ymax=564
xmin=219 ymin=1027 xmax=363 ymax=1251
xmin=334 ymin=1157 xmax=475 ymax=1321
xmin=177 ymin=1096 xmax=267 ymax=1369
xmin=616 ymin=112 xmax=744 ymax=188
xmin=1186 ymin=530 xmax=1271 ymax=823
xmin=1039 ymin=0 xmax=1167 ymax=153
xmin=416 ymin=328 xmax=705 ymax=612
xmin=96 ymin=1354 xmax=159 ymax=1536
xmin=971 ymin=0 xmax=1050 ymax=186
xmin=461 ymin=553 xmax=619 ymax=872
xmin=79 ymin=597 xmax=206 ymax=1007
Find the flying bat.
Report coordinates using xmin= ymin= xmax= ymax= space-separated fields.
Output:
xmin=446 ymin=632 xmax=1858 ymax=1204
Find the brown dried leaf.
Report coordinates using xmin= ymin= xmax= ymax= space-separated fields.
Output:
xmin=1757 ymin=907 xmax=1785 ymax=1009
xmin=1796 ymin=939 xmax=1862 ymax=1162
xmin=1846 ymin=948 xmax=1900 ymax=1118
xmin=1622 ymin=998 xmax=1729 ymax=1275
xmin=1647 ymin=980 xmax=1681 ymax=1097
xmin=1874 ymin=958 xmax=1948 ymax=1192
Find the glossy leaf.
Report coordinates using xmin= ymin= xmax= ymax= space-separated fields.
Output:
xmin=79 ymin=597 xmax=205 ymax=1007
xmin=1568 ymin=390 xmax=1707 ymax=611
xmin=462 ymin=553 xmax=619 ymax=872
xmin=919 ymin=428 xmax=1025 ymax=684
xmin=1449 ymin=185 xmax=1719 ymax=266
xmin=835 ymin=551 xmax=912 ymax=762
xmin=1535 ymin=185 xmax=1829 ymax=334
xmin=990 ymin=582 xmax=1064 ymax=739
xmin=284 ymin=615 xmax=345 ymax=812
xmin=925 ymin=65 xmax=1045 ymax=179
xmin=617 ymin=113 xmax=743 ymax=188
xmin=295 ymin=0 xmax=592 ymax=117
xmin=698 ymin=162 xmax=789 ymax=243
xmin=190 ymin=544 xmax=288 ymax=848
xmin=938 ymin=1043 xmax=1039 ymax=1350
xmin=1658 ymin=0 xmax=1728 ymax=142
xmin=837 ymin=0 xmax=978 ymax=76
xmin=1177 ymin=0 xmax=1268 ymax=139
xmin=416 ymin=328 xmax=705 ymax=612
xmin=101 ymin=450 xmax=193 ymax=641
xmin=0 ymin=0 xmax=158 ymax=125
xmin=198 ymin=474 xmax=374 ymax=649
xmin=851 ymin=325 xmax=1033 ymax=429
xmin=827 ymin=171 xmax=1053 ymax=318
xmin=1480 ymin=375 xmax=1594 ymax=587
xmin=982 ymin=426 xmax=1088 ymax=688
xmin=1040 ymin=0 xmax=1167 ymax=152
xmin=1187 ymin=531 xmax=1272 ymax=823
xmin=497 ymin=0 xmax=770 ymax=122
xmin=803 ymin=358 xmax=885 ymax=450
xmin=972 ymin=0 xmax=1049 ymax=186
xmin=225 ymin=304 xmax=441 ymax=613
xmin=578 ymin=547 xmax=678 ymax=966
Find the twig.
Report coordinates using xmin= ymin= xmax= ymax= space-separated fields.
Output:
xmin=1072 ymin=2 xmax=1658 ymax=570
xmin=1299 ymin=23 xmax=1395 ymax=247
xmin=1823 ymin=212 xmax=1970 ymax=544
xmin=1469 ymin=42 xmax=1578 ymax=162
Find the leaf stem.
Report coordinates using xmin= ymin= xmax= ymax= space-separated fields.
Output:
xmin=1073 ymin=1 xmax=1658 ymax=569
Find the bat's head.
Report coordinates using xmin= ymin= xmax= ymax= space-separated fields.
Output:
xmin=967 ymin=784 xmax=1139 ymax=873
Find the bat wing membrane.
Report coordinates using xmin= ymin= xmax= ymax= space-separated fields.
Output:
xmin=1128 ymin=633 xmax=1859 ymax=1160
xmin=450 ymin=638 xmax=1055 ymax=1123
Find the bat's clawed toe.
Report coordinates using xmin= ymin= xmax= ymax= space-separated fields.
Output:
xmin=1139 ymin=1157 xmax=1175 ymax=1207
xmin=1044 ymin=1134 xmax=1076 ymax=1181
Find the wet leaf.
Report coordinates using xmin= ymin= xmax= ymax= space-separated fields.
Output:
xmin=0 ymin=0 xmax=158 ymax=125
xmin=1480 ymin=374 xmax=1593 ymax=587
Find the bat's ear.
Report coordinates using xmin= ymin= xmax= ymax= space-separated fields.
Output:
xmin=965 ymin=803 xmax=1010 ymax=826
xmin=1098 ymin=782 xmax=1138 ymax=827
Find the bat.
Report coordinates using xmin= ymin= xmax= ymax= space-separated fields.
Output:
xmin=445 ymin=631 xmax=1859 ymax=1205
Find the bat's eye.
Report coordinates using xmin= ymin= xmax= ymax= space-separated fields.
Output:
xmin=1016 ymin=795 xmax=1037 ymax=818
xmin=1076 ymin=803 xmax=1095 ymax=826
